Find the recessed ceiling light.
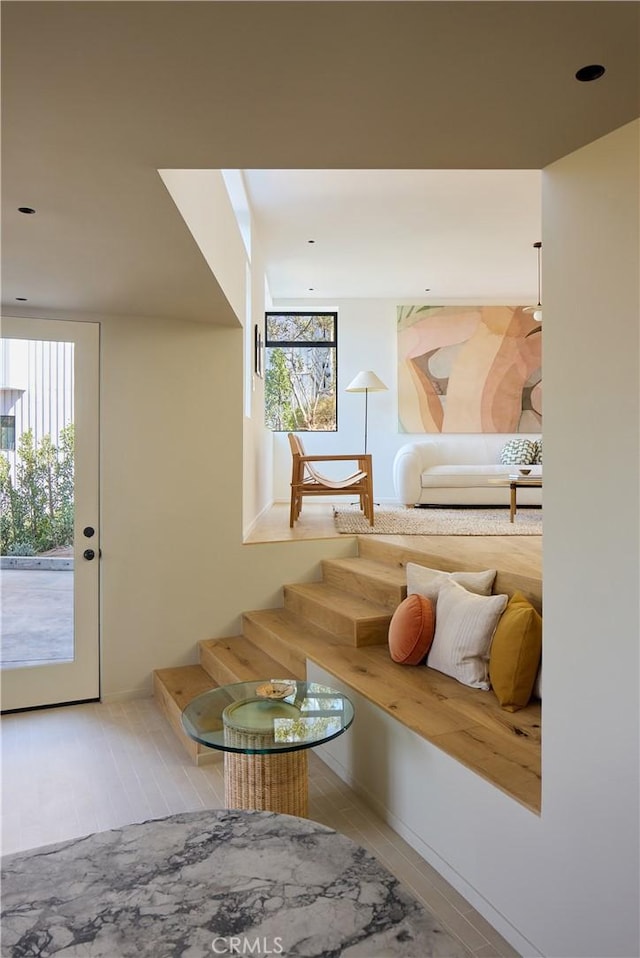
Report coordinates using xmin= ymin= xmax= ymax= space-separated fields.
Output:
xmin=308 ymin=287 xmax=315 ymax=292
xmin=575 ymin=64 xmax=606 ymax=82
xmin=18 ymin=206 xmax=36 ymax=214
xmin=15 ymin=297 xmax=27 ymax=301
xmin=424 ymin=288 xmax=431 ymax=292
xmin=307 ymin=239 xmax=315 ymax=244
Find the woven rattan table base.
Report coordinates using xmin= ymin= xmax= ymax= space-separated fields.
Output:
xmin=224 ymin=749 xmax=309 ymax=817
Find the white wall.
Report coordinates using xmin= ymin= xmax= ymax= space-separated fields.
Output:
xmin=243 ymin=216 xmax=275 ymax=535
xmin=310 ymin=663 xmax=543 ymax=957
xmin=158 ymin=169 xmax=247 ymax=324
xmin=98 ymin=312 xmax=356 ymax=698
xmin=540 ymin=118 xmax=639 ymax=956
xmin=310 ymin=120 xmax=640 ymax=958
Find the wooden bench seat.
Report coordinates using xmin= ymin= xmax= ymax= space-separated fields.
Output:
xmin=239 ymin=607 xmax=541 ymax=814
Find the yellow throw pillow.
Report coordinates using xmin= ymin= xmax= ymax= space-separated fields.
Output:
xmin=489 ymin=591 xmax=542 ymax=711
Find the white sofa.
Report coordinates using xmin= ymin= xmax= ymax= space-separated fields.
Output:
xmin=393 ymin=433 xmax=542 ymax=507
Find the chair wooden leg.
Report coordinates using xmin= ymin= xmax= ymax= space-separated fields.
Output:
xmin=289 ymin=491 xmax=297 ymax=527
xmin=366 ymin=477 xmax=375 ymax=525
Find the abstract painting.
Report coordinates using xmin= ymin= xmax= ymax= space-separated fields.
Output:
xmin=398 ymin=305 xmax=542 ymax=433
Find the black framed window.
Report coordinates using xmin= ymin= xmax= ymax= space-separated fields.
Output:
xmin=0 ymin=415 xmax=15 ymax=451
xmin=264 ymin=312 xmax=337 ymax=431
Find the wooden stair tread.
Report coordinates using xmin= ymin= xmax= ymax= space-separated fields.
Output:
xmin=152 ymin=666 xmax=219 ymax=767
xmin=357 ymin=538 xmax=542 ymax=612
xmin=244 ymin=607 xmax=353 ymax=653
xmin=284 ymin=581 xmax=392 ymax=646
xmin=323 ymin=555 xmax=407 ymax=583
xmin=242 ymin=607 xmax=352 ymax=679
xmin=321 ymin=556 xmax=407 ymax=611
xmin=284 ymin=581 xmax=391 ymax=621
xmin=199 ymin=635 xmax=298 ymax=684
xmin=154 ymin=665 xmax=217 ymax=709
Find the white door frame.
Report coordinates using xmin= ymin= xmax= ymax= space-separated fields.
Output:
xmin=1 ymin=316 xmax=100 ymax=710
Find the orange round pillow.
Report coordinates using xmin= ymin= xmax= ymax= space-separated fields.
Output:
xmin=388 ymin=594 xmax=435 ymax=665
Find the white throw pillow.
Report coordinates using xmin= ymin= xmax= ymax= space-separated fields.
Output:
xmin=427 ymin=579 xmax=508 ymax=689
xmin=406 ymin=562 xmax=497 ymax=603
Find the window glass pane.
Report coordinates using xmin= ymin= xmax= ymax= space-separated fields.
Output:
xmin=265 ymin=312 xmax=337 ymax=431
xmin=266 ymin=313 xmax=335 ymax=344
xmin=0 ymin=416 xmax=15 ymax=451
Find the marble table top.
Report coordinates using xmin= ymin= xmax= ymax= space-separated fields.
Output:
xmin=1 ymin=809 xmax=470 ymax=957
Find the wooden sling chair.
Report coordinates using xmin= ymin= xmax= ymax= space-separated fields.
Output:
xmin=287 ymin=433 xmax=374 ymax=527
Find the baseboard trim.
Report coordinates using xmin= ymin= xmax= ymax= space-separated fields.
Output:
xmin=243 ymin=499 xmax=274 ymax=540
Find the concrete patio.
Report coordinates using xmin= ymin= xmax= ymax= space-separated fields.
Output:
xmin=0 ymin=568 xmax=74 ymax=668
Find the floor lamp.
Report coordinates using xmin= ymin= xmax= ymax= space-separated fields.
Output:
xmin=345 ymin=370 xmax=388 ymax=454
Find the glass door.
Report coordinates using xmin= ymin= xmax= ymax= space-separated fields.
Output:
xmin=0 ymin=317 xmax=99 ymax=710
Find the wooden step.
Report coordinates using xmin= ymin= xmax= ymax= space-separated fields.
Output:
xmin=321 ymin=556 xmax=407 ymax=612
xmin=242 ymin=607 xmax=351 ymax=678
xmin=153 ymin=666 xmax=220 ymax=766
xmin=356 ymin=535 xmax=499 ymax=573
xmin=283 ymin=582 xmax=391 ymax=647
xmin=199 ymin=634 xmax=298 ymax=685
xmin=356 ymin=537 xmax=542 ymax=612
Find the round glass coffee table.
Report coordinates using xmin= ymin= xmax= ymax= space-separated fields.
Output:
xmin=182 ymin=679 xmax=354 ymax=818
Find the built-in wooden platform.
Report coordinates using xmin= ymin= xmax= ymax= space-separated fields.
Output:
xmin=154 ymin=534 xmax=542 ymax=813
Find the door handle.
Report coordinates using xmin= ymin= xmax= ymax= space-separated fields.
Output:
xmin=83 ymin=549 xmax=96 ymax=561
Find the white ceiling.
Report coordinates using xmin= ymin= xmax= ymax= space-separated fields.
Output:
xmin=1 ymin=2 xmax=637 ymax=322
xmin=242 ymin=169 xmax=541 ymax=302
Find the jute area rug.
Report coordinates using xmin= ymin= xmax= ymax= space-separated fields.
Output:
xmin=334 ymin=505 xmax=542 ymax=535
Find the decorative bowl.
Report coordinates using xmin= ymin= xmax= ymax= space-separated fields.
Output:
xmin=519 ymin=468 xmax=532 ymax=476
xmin=256 ymin=681 xmax=296 ymax=700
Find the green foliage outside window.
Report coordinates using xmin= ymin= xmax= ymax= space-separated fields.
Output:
xmin=0 ymin=424 xmax=74 ymax=555
xmin=264 ymin=312 xmax=337 ymax=431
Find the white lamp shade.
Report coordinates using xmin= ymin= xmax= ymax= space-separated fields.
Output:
xmin=345 ymin=370 xmax=388 ymax=392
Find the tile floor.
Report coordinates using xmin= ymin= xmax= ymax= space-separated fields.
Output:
xmin=0 ymin=698 xmax=520 ymax=957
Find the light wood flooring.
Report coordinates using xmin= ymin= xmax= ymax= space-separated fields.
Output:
xmin=245 ymin=502 xmax=541 ymax=580
xmin=1 ymin=698 xmax=519 ymax=957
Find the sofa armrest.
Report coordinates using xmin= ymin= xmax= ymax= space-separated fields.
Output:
xmin=393 ymin=444 xmax=423 ymax=505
